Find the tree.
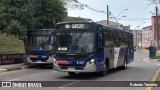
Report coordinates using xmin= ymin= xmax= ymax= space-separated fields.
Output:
xmin=0 ymin=0 xmax=65 ymax=37
xmin=147 ymin=0 xmax=160 ymax=4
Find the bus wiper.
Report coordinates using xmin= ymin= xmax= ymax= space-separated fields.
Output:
xmin=72 ymin=30 xmax=85 ymax=48
xmin=71 ymin=31 xmax=85 ymax=53
xmin=75 ymin=30 xmax=85 ymax=43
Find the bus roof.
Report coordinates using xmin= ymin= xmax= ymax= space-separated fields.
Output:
xmin=57 ymin=21 xmax=133 ymax=35
xmin=57 ymin=21 xmax=93 ymax=24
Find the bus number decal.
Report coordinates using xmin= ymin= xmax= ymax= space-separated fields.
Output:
xmin=72 ymin=24 xmax=84 ymax=29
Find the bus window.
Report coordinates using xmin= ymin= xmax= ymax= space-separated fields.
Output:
xmin=98 ymin=32 xmax=103 ymax=46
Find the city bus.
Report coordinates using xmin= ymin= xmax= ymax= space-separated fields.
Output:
xmin=51 ymin=21 xmax=134 ymax=76
xmin=24 ymin=29 xmax=55 ymax=67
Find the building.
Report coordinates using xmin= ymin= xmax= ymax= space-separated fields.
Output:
xmin=151 ymin=16 xmax=160 ymax=46
xmin=142 ymin=26 xmax=152 ymax=48
xmin=130 ymin=30 xmax=142 ymax=47
xmin=99 ymin=20 xmax=123 ymax=28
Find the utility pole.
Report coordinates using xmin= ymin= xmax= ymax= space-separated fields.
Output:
xmin=141 ymin=32 xmax=142 ymax=48
xmin=136 ymin=30 xmax=138 ymax=47
xmin=107 ymin=5 xmax=109 ymax=25
xmin=156 ymin=6 xmax=159 ymax=51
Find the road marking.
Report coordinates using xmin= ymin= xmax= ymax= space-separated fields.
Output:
xmin=59 ymin=81 xmax=80 ymax=88
xmin=146 ymin=68 xmax=160 ymax=90
xmin=7 ymin=78 xmax=20 ymax=81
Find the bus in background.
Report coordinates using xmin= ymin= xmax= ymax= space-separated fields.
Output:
xmin=52 ymin=21 xmax=134 ymax=76
xmin=24 ymin=29 xmax=54 ymax=67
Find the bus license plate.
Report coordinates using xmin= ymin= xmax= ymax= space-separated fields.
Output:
xmin=37 ymin=60 xmax=41 ymax=62
xmin=68 ymin=67 xmax=75 ymax=71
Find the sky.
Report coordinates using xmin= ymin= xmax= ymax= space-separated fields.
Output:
xmin=67 ymin=0 xmax=158 ymax=30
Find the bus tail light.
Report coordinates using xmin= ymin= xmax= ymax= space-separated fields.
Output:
xmin=28 ymin=54 xmax=37 ymax=58
xmin=58 ymin=61 xmax=67 ymax=65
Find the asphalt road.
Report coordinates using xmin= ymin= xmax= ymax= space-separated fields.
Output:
xmin=0 ymin=49 xmax=160 ymax=90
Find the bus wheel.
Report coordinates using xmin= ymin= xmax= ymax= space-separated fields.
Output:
xmin=99 ymin=62 xmax=109 ymax=77
xmin=68 ymin=72 xmax=76 ymax=76
xmin=121 ymin=57 xmax=127 ymax=70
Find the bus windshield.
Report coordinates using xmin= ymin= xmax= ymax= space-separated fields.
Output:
xmin=26 ymin=29 xmax=54 ymax=51
xmin=26 ymin=36 xmax=53 ymax=51
xmin=55 ymin=31 xmax=96 ymax=53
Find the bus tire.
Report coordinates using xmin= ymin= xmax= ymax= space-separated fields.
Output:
xmin=121 ymin=57 xmax=127 ymax=70
xmin=98 ymin=60 xmax=109 ymax=77
xmin=68 ymin=72 xmax=76 ymax=76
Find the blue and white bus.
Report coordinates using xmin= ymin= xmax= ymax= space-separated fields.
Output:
xmin=24 ymin=29 xmax=55 ymax=67
xmin=52 ymin=21 xmax=134 ymax=76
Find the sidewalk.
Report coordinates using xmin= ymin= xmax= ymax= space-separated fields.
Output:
xmin=142 ymin=57 xmax=160 ymax=62
xmin=0 ymin=63 xmax=29 ymax=73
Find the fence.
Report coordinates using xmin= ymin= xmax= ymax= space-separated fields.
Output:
xmin=0 ymin=54 xmax=24 ymax=65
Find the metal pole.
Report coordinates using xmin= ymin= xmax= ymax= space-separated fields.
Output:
xmin=141 ymin=32 xmax=142 ymax=48
xmin=138 ymin=26 xmax=139 ymax=47
xmin=156 ymin=6 xmax=159 ymax=50
xmin=136 ymin=30 xmax=137 ymax=47
xmin=107 ymin=5 xmax=109 ymax=25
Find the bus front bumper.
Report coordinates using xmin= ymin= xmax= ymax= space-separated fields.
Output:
xmin=53 ymin=63 xmax=97 ymax=72
xmin=26 ymin=57 xmax=53 ymax=64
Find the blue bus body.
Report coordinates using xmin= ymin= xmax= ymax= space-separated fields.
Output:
xmin=24 ymin=29 xmax=55 ymax=66
xmin=52 ymin=21 xmax=134 ymax=76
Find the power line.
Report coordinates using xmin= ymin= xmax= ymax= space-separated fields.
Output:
xmin=65 ymin=0 xmax=112 ymax=14
xmin=118 ymin=18 xmax=151 ymax=21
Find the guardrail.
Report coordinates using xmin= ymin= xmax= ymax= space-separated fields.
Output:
xmin=0 ymin=54 xmax=24 ymax=65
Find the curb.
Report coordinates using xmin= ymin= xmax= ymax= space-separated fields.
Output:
xmin=0 ymin=64 xmax=30 ymax=73
xmin=0 ymin=69 xmax=7 ymax=73
xmin=143 ymin=57 xmax=160 ymax=62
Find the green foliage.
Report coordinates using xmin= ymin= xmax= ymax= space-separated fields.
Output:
xmin=0 ymin=0 xmax=65 ymax=37
xmin=64 ymin=16 xmax=90 ymax=21
xmin=147 ymin=0 xmax=160 ymax=4
xmin=0 ymin=33 xmax=24 ymax=54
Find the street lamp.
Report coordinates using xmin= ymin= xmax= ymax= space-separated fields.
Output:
xmin=114 ymin=9 xmax=128 ymax=21
xmin=115 ymin=15 xmax=127 ymax=22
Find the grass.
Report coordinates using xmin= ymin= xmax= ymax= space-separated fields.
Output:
xmin=0 ymin=33 xmax=25 ymax=54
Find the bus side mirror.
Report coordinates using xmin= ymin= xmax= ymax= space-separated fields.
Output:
xmin=98 ymin=33 xmax=103 ymax=42
xmin=98 ymin=33 xmax=103 ymax=46
xmin=47 ymin=37 xmax=51 ymax=44
xmin=46 ymin=36 xmax=55 ymax=46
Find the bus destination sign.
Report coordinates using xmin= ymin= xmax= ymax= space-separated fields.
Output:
xmin=57 ymin=23 xmax=92 ymax=29
xmin=65 ymin=24 xmax=84 ymax=29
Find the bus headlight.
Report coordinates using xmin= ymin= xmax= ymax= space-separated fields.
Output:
xmin=53 ymin=57 xmax=58 ymax=65
xmin=86 ymin=59 xmax=95 ymax=67
xmin=48 ymin=55 xmax=54 ymax=62
xmin=48 ymin=55 xmax=53 ymax=60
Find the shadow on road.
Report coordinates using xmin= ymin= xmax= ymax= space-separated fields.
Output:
xmin=56 ymin=67 xmax=131 ymax=80
xmin=26 ymin=64 xmax=53 ymax=69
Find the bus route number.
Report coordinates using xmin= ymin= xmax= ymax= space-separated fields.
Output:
xmin=65 ymin=24 xmax=85 ymax=29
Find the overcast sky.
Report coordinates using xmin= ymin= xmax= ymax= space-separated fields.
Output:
xmin=67 ymin=0 xmax=158 ymax=30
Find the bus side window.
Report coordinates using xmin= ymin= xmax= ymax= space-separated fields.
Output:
xmin=98 ymin=32 xmax=103 ymax=47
